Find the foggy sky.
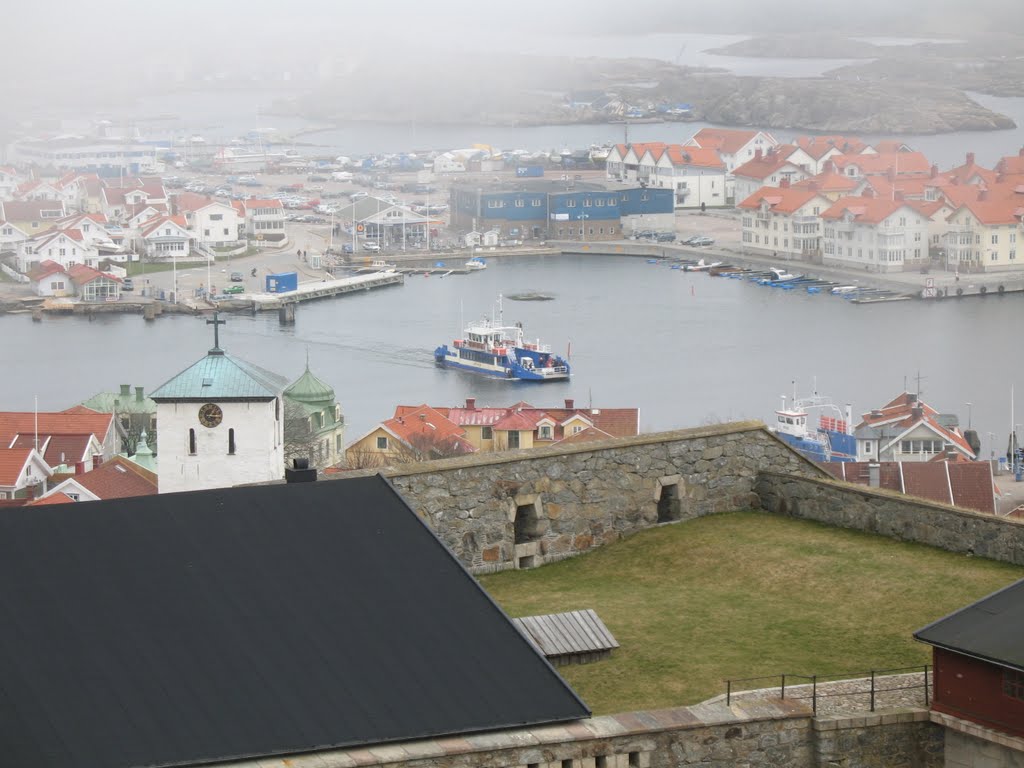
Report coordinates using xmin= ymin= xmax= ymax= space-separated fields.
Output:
xmin=3 ymin=0 xmax=1022 ymax=123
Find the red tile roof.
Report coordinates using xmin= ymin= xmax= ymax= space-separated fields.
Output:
xmin=737 ymin=185 xmax=825 ymax=214
xmin=10 ymin=433 xmax=93 ymax=468
xmin=382 ymin=405 xmax=474 ymax=455
xmin=830 ymin=152 xmax=932 ymax=177
xmin=732 ymin=145 xmax=802 ymax=180
xmin=0 ymin=411 xmax=114 ymax=447
xmin=688 ymin=128 xmax=768 ymax=155
xmin=820 ymin=461 xmax=994 ymax=514
xmin=856 ymin=392 xmax=974 ymax=457
xmin=948 ymin=194 xmax=1024 ymax=226
xmin=794 ymin=135 xmax=869 ymax=159
xmin=663 ymin=145 xmax=725 ymax=169
xmin=173 ymin=192 xmax=215 ymax=213
xmin=240 ymin=199 xmax=283 ymax=210
xmin=73 ymin=456 xmax=158 ymax=499
xmin=67 ymin=263 xmax=122 ymax=286
xmin=793 ymin=171 xmax=861 ymax=193
xmin=139 ymin=215 xmax=190 ymax=238
xmin=820 ymin=195 xmax=914 ymax=224
xmin=0 ymin=199 xmax=65 ymax=221
xmin=27 ymin=492 xmax=75 ymax=505
xmin=0 ymin=448 xmax=33 ymax=486
xmin=28 ymin=260 xmax=68 ymax=282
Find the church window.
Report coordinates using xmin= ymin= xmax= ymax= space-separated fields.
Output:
xmin=376 ymin=436 xmax=388 ymax=450
xmin=336 ymin=434 xmax=342 ymax=451
xmin=188 ymin=428 xmax=197 ymax=455
xmin=275 ymin=398 xmax=280 ymax=420
xmin=228 ymin=428 xmax=236 ymax=455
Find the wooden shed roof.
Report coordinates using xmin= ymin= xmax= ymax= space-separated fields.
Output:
xmin=513 ymin=609 xmax=619 ymax=658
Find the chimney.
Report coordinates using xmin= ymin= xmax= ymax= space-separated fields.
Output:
xmin=870 ymin=409 xmax=883 ymax=418
xmin=564 ymin=398 xmax=575 ymax=409
xmin=135 ymin=386 xmax=144 ymax=402
xmin=868 ymin=463 xmax=881 ymax=488
xmin=25 ymin=484 xmax=36 ymax=500
xmin=465 ymin=397 xmax=476 ymax=410
xmin=419 ymin=413 xmax=426 ymax=420
xmin=912 ymin=405 xmax=924 ymax=420
xmin=907 ymin=393 xmax=918 ymax=403
xmin=979 ymin=189 xmax=988 ymax=202
xmin=825 ymin=160 xmax=835 ymax=174
xmin=863 ymin=187 xmax=875 ymax=198
xmin=887 ymin=167 xmax=895 ymax=182
xmin=75 ymin=461 xmax=85 ymax=475
xmin=1019 ymin=147 xmax=1024 ymax=158
xmin=285 ymin=457 xmax=317 ymax=484
xmin=119 ymin=384 xmax=131 ymax=397
xmin=930 ymin=164 xmax=938 ymax=179
xmin=894 ymin=191 xmax=904 ymax=201
xmin=780 ymin=178 xmax=790 ymax=188
xmin=92 ymin=454 xmax=102 ymax=470
xmin=755 ymin=148 xmax=763 ymax=160
xmin=967 ymin=151 xmax=975 ymax=166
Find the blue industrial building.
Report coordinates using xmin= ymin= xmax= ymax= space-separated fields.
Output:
xmin=449 ymin=183 xmax=674 ymax=241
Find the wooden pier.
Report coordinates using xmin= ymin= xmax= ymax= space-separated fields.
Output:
xmin=244 ymin=271 xmax=405 ymax=311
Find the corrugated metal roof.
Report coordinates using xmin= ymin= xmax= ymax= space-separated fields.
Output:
xmin=513 ymin=609 xmax=619 ymax=658
xmin=0 ymin=476 xmax=589 ymax=768
xmin=149 ymin=351 xmax=288 ymax=401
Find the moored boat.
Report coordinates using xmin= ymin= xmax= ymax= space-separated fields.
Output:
xmin=771 ymin=386 xmax=856 ymax=463
xmin=434 ymin=295 xmax=570 ymax=381
xmin=465 ymin=256 xmax=487 ymax=270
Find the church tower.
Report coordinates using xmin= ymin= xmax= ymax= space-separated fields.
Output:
xmin=150 ymin=314 xmax=286 ymax=494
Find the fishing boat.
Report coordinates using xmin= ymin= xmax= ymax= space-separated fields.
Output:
xmin=771 ymin=386 xmax=856 ymax=463
xmin=465 ymin=256 xmax=487 ymax=270
xmin=684 ymin=259 xmax=722 ymax=272
xmin=434 ymin=295 xmax=570 ymax=382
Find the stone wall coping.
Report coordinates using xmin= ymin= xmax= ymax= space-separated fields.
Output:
xmin=813 ymin=708 xmax=931 ymax=731
xmin=222 ymin=698 xmax=811 ymax=767
xmin=758 ymin=469 xmax=1024 ymax=527
xmin=930 ymin=710 xmax=1024 ymax=752
xmin=378 ymin=421 xmax=773 ymax=478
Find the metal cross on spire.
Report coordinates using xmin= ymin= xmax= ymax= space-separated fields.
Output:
xmin=207 ymin=312 xmax=226 ymax=352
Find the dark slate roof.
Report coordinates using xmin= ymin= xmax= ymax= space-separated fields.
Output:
xmin=0 ymin=475 xmax=589 ymax=768
xmin=914 ymin=577 xmax=1024 ymax=671
xmin=149 ymin=349 xmax=288 ymax=401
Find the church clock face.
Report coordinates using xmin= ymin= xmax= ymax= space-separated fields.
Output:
xmin=198 ymin=403 xmax=223 ymax=428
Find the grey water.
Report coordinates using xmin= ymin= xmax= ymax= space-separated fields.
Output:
xmin=4 ymin=255 xmax=1021 ymax=457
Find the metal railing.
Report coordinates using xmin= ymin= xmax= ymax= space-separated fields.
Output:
xmin=725 ymin=665 xmax=931 ymax=714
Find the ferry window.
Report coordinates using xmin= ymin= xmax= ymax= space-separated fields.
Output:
xmin=584 ymin=199 xmax=592 ymax=207
xmin=566 ymin=199 xmax=576 ymax=208
xmin=481 ymin=426 xmax=493 ymax=440
xmin=531 ymin=198 xmax=542 ymax=207
xmin=376 ymin=436 xmax=388 ymax=450
xmin=515 ymin=199 xmax=524 ymax=208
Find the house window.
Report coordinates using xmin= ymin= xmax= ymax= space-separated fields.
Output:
xmin=1003 ymin=669 xmax=1024 ymax=701
xmin=66 ymin=492 xmax=80 ymax=501
xmin=481 ymin=426 xmax=493 ymax=440
xmin=572 ymin=425 xmax=584 ymax=434
xmin=228 ymin=428 xmax=236 ymax=455
xmin=539 ymin=425 xmax=553 ymax=440
xmin=188 ymin=428 xmax=197 ymax=455
xmin=210 ymin=214 xmax=223 ymax=221
xmin=864 ymin=441 xmax=872 ymax=453
xmin=507 ymin=430 xmax=521 ymax=449
xmin=376 ymin=436 xmax=388 ymax=450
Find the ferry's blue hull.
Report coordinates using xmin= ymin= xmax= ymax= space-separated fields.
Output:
xmin=777 ymin=430 xmax=855 ymax=463
xmin=434 ymin=345 xmax=570 ymax=382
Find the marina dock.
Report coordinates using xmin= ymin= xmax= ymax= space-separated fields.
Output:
xmin=244 ymin=271 xmax=404 ymax=310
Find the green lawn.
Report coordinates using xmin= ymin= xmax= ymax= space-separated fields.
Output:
xmin=480 ymin=511 xmax=1024 ymax=715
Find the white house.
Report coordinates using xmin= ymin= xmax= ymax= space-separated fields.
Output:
xmin=235 ymin=199 xmax=285 ymax=239
xmin=820 ymin=194 xmax=931 ymax=272
xmin=187 ymin=201 xmax=242 ymax=246
xmin=732 ymin=146 xmax=813 ymax=206
xmin=16 ymin=229 xmax=100 ymax=272
xmin=854 ymin=392 xmax=974 ymax=463
xmin=28 ymin=260 xmax=73 ymax=297
xmin=684 ymin=128 xmax=778 ymax=173
xmin=0 ymin=220 xmax=30 ymax=252
xmin=792 ymin=136 xmax=873 ymax=174
xmin=737 ymin=182 xmax=832 ymax=261
xmin=944 ymin=187 xmax=1024 ymax=273
xmin=67 ymin=263 xmax=122 ymax=301
xmin=137 ymin=215 xmax=192 ymax=259
xmin=0 ymin=447 xmax=52 ymax=500
xmin=639 ymin=145 xmax=727 ymax=209
xmin=0 ymin=166 xmax=25 ymax=199
xmin=609 ymin=143 xmax=667 ymax=183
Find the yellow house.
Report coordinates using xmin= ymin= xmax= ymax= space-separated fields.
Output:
xmin=946 ymin=190 xmax=1024 ymax=273
xmin=345 ymin=405 xmax=474 ymax=468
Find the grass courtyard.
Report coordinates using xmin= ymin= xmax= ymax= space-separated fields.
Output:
xmin=479 ymin=511 xmax=1024 ymax=715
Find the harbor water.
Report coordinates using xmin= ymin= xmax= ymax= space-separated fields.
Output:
xmin=5 ymin=254 xmax=1022 ymax=457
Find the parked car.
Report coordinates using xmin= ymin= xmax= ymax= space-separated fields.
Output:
xmin=681 ymin=235 xmax=704 ymax=245
xmin=121 ymin=277 xmax=134 ymax=291
xmin=655 ymin=232 xmax=677 ymax=242
xmin=690 ymin=236 xmax=715 ymax=247
xmin=342 ymin=243 xmax=354 ymax=254
xmin=632 ymin=230 xmax=656 ymax=240
xmin=362 ymin=241 xmax=381 ymax=252
xmin=230 ymin=272 xmax=244 ymax=282
xmin=222 ymin=284 xmax=245 ymax=295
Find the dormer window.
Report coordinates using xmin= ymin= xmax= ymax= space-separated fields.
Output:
xmin=539 ymin=425 xmax=553 ymax=440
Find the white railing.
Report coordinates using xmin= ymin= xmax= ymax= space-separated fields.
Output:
xmin=0 ymin=262 xmax=29 ymax=283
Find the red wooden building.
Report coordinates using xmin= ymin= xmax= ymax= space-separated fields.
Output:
xmin=915 ymin=578 xmax=1024 ymax=738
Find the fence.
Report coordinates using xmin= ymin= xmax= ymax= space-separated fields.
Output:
xmin=0 ymin=262 xmax=29 ymax=283
xmin=725 ymin=665 xmax=931 ymax=714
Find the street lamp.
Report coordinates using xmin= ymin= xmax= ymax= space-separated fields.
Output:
xmin=966 ymin=402 xmax=972 ymax=430
xmin=579 ymin=212 xmax=589 ymax=242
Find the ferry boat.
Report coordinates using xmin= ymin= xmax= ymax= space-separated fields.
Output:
xmin=434 ymin=296 xmax=570 ymax=381
xmin=771 ymin=387 xmax=856 ymax=463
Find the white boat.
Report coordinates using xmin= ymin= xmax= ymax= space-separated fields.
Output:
xmin=831 ymin=285 xmax=859 ymax=295
xmin=769 ymin=268 xmax=798 ymax=282
xmin=465 ymin=257 xmax=487 ymax=270
xmin=685 ymin=259 xmax=722 ymax=272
